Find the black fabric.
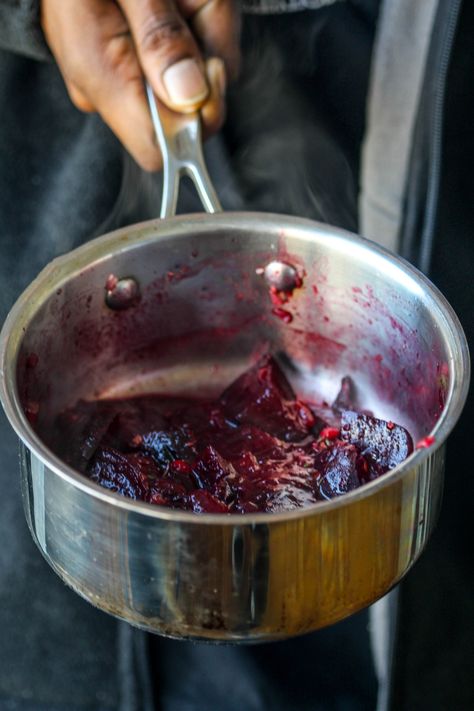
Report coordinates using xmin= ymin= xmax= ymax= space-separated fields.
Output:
xmin=391 ymin=1 xmax=474 ymax=708
xmin=224 ymin=3 xmax=379 ymax=231
xmin=152 ymin=612 xmax=377 ymax=711
xmin=117 ymin=625 xmax=155 ymax=711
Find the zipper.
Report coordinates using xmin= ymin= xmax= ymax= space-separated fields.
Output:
xmin=419 ymin=0 xmax=463 ymax=274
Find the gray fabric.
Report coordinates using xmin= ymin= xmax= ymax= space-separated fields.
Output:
xmin=0 ymin=1 xmax=49 ymax=61
xmin=369 ymin=591 xmax=399 ymax=711
xmin=117 ymin=624 xmax=155 ymax=711
xmin=359 ymin=0 xmax=439 ymax=251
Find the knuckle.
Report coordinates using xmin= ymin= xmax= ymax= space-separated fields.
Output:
xmin=67 ymin=82 xmax=92 ymax=112
xmin=138 ymin=16 xmax=186 ymax=54
xmin=139 ymin=152 xmax=163 ymax=172
xmin=193 ymin=0 xmax=221 ymax=13
xmin=207 ymin=0 xmax=225 ymax=11
xmin=199 ymin=0 xmax=235 ymax=17
xmin=102 ymin=34 xmax=135 ymax=75
xmin=62 ymin=50 xmax=89 ymax=84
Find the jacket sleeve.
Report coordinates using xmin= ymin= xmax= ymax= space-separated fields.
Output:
xmin=0 ymin=1 xmax=50 ymax=61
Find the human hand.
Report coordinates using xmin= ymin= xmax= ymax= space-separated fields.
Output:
xmin=41 ymin=0 xmax=240 ymax=171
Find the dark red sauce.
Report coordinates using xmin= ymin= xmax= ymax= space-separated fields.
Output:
xmin=51 ymin=355 xmax=414 ymax=514
xmin=271 ymin=307 xmax=293 ymax=324
xmin=415 ymin=435 xmax=436 ymax=449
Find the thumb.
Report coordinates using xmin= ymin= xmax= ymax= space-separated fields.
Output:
xmin=118 ymin=0 xmax=209 ymax=112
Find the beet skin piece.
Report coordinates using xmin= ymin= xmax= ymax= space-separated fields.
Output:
xmin=340 ymin=410 xmax=413 ymax=473
xmin=219 ymin=354 xmax=316 ymax=441
xmin=314 ymin=443 xmax=364 ymax=499
xmin=89 ymin=446 xmax=159 ymax=500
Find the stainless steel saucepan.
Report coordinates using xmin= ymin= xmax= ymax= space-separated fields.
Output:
xmin=0 ymin=93 xmax=469 ymax=641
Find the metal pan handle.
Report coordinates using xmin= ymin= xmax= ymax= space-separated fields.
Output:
xmin=146 ymin=83 xmax=222 ymax=219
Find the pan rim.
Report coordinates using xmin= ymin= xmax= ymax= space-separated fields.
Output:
xmin=0 ymin=212 xmax=470 ymax=525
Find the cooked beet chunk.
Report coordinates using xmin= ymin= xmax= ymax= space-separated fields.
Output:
xmin=191 ymin=445 xmax=239 ymax=504
xmin=219 ymin=354 xmax=292 ymax=416
xmin=89 ymin=447 xmax=159 ymax=499
xmin=219 ymin=354 xmax=315 ymax=441
xmin=232 ymin=468 xmax=318 ymax=512
xmin=149 ymin=477 xmax=187 ymax=507
xmin=104 ymin=398 xmax=201 ymax=456
xmin=188 ymin=490 xmax=229 ymax=513
xmin=258 ymin=481 xmax=320 ymax=512
xmin=193 ymin=445 xmax=238 ymax=488
xmin=55 ymin=399 xmax=117 ymax=471
xmin=102 ymin=400 xmax=196 ymax=466
xmin=308 ymin=402 xmax=342 ymax=430
xmin=167 ymin=401 xmax=229 ymax=441
xmin=217 ymin=425 xmax=287 ymax=462
xmin=53 ymin=351 xmax=416 ymax=513
xmin=340 ymin=410 xmax=413 ymax=473
xmin=315 ymin=443 xmax=363 ymax=499
xmin=103 ymin=400 xmax=166 ymax=449
xmin=332 ymin=376 xmax=358 ymax=412
xmin=167 ymin=459 xmax=197 ymax=492
xmin=141 ymin=427 xmax=195 ymax=467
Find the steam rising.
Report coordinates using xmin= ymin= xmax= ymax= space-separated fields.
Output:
xmin=224 ymin=21 xmax=359 ymax=230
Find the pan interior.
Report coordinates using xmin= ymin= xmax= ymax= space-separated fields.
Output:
xmin=15 ymin=218 xmax=452 ymax=458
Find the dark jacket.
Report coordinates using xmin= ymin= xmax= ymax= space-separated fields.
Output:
xmin=0 ymin=1 xmax=472 ymax=710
